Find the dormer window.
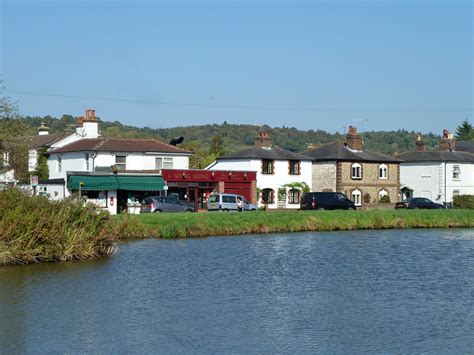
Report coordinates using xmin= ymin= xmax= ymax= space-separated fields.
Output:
xmin=289 ymin=160 xmax=300 ymax=175
xmin=351 ymin=163 xmax=362 ymax=179
xmin=262 ymin=159 xmax=274 ymax=174
xmin=379 ymin=164 xmax=388 ymax=179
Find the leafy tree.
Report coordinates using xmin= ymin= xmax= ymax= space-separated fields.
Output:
xmin=209 ymin=133 xmax=224 ymax=156
xmin=0 ymin=83 xmax=29 ymax=182
xmin=455 ymin=119 xmax=473 ymax=140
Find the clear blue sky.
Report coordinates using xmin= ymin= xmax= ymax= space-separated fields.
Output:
xmin=1 ymin=0 xmax=472 ymax=134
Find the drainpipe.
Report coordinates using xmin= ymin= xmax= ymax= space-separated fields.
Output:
xmin=91 ymin=151 xmax=98 ymax=172
xmin=444 ymin=162 xmax=447 ymax=205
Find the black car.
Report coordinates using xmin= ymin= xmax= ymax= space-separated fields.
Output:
xmin=395 ymin=197 xmax=444 ymax=209
xmin=140 ymin=196 xmax=194 ymax=213
xmin=300 ymin=192 xmax=356 ymax=210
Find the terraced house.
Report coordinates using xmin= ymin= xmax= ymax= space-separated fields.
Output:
xmin=305 ymin=126 xmax=401 ymax=206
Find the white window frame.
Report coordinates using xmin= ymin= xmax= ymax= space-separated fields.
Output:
xmin=351 ymin=163 xmax=362 ymax=179
xmin=85 ymin=153 xmax=90 ymax=171
xmin=378 ymin=189 xmax=388 ymax=199
xmin=2 ymin=152 xmax=10 ymax=167
xmin=379 ymin=164 xmax=388 ymax=179
xmin=351 ymin=189 xmax=362 ymax=206
xmin=156 ymin=156 xmax=173 ymax=170
xmin=115 ymin=155 xmax=126 ymax=171
xmin=452 ymin=165 xmax=461 ymax=180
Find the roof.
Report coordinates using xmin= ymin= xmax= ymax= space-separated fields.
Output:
xmin=456 ymin=141 xmax=474 ymax=154
xmin=398 ymin=150 xmax=474 ymax=163
xmin=47 ymin=138 xmax=192 ymax=155
xmin=304 ymin=141 xmax=401 ymax=163
xmin=29 ymin=132 xmax=71 ymax=149
xmin=218 ymin=146 xmax=312 ymax=161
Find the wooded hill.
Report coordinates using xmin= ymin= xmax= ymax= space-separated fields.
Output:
xmin=23 ymin=114 xmax=442 ymax=168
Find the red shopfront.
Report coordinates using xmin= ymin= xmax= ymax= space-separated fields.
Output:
xmin=161 ymin=169 xmax=257 ymax=211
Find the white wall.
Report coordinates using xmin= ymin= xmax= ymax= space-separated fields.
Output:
xmin=37 ymin=184 xmax=65 ymax=200
xmin=209 ymin=159 xmax=312 ymax=209
xmin=401 ymin=162 xmax=474 ymax=203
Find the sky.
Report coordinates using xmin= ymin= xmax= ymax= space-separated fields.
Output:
xmin=1 ymin=0 xmax=472 ymax=134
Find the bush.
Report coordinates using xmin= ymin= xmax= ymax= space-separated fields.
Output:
xmin=379 ymin=195 xmax=391 ymax=203
xmin=453 ymin=195 xmax=474 ymax=209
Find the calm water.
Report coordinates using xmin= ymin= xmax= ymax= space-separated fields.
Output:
xmin=1 ymin=229 xmax=474 ymax=353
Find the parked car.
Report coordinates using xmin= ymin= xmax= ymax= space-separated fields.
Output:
xmin=395 ymin=197 xmax=444 ymax=209
xmin=300 ymin=192 xmax=356 ymax=210
xmin=207 ymin=193 xmax=257 ymax=212
xmin=140 ymin=196 xmax=194 ymax=213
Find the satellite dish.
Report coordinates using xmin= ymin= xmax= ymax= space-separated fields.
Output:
xmin=169 ymin=136 xmax=184 ymax=146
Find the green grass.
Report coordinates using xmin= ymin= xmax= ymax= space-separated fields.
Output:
xmin=122 ymin=209 xmax=474 ymax=239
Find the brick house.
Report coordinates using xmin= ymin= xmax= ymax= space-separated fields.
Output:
xmin=304 ymin=126 xmax=401 ymax=206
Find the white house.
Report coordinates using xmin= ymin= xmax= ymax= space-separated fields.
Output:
xmin=207 ymin=131 xmax=312 ymax=209
xmin=399 ymin=134 xmax=474 ymax=204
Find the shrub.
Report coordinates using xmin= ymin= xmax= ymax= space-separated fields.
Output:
xmin=453 ymin=195 xmax=474 ymax=209
xmin=379 ymin=195 xmax=391 ymax=203
xmin=363 ymin=193 xmax=371 ymax=204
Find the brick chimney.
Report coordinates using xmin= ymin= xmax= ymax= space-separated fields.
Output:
xmin=439 ymin=129 xmax=455 ymax=151
xmin=345 ymin=126 xmax=363 ymax=150
xmin=415 ymin=136 xmax=427 ymax=152
xmin=255 ymin=131 xmax=272 ymax=148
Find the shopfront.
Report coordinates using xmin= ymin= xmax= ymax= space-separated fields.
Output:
xmin=161 ymin=169 xmax=257 ymax=211
xmin=67 ymin=173 xmax=165 ymax=214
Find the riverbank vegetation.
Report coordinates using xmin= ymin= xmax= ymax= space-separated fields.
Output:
xmin=124 ymin=209 xmax=474 ymax=239
xmin=0 ymin=189 xmax=142 ymax=266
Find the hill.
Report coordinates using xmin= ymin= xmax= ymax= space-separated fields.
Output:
xmin=23 ymin=114 xmax=441 ymax=168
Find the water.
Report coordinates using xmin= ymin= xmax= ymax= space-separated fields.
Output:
xmin=1 ymin=229 xmax=474 ymax=353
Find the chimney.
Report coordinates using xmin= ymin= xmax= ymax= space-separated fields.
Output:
xmin=345 ymin=126 xmax=363 ymax=150
xmin=91 ymin=109 xmax=95 ymax=120
xmin=255 ymin=131 xmax=272 ymax=148
xmin=415 ymin=135 xmax=427 ymax=152
xmin=85 ymin=109 xmax=90 ymax=121
xmin=440 ymin=129 xmax=455 ymax=151
xmin=77 ymin=116 xmax=84 ymax=125
xmin=37 ymin=122 xmax=50 ymax=136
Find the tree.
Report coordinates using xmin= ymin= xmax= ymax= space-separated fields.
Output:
xmin=209 ymin=133 xmax=224 ymax=156
xmin=455 ymin=119 xmax=474 ymax=140
xmin=0 ymin=82 xmax=29 ymax=182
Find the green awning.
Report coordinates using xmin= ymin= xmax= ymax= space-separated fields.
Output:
xmin=68 ymin=175 xmax=165 ymax=191
xmin=116 ymin=176 xmax=165 ymax=191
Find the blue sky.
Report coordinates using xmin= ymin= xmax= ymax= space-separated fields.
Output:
xmin=1 ymin=0 xmax=472 ymax=134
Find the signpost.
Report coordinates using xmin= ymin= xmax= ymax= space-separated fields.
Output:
xmin=30 ymin=175 xmax=38 ymax=196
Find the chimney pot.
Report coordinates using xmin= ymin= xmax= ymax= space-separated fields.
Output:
xmin=255 ymin=131 xmax=272 ymax=148
xmin=345 ymin=126 xmax=363 ymax=150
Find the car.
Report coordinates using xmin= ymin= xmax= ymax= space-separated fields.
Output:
xmin=207 ymin=193 xmax=257 ymax=212
xmin=140 ymin=196 xmax=194 ymax=213
xmin=395 ymin=197 xmax=444 ymax=209
xmin=300 ymin=192 xmax=356 ymax=210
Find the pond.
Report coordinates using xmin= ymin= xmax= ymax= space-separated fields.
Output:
xmin=1 ymin=229 xmax=474 ymax=353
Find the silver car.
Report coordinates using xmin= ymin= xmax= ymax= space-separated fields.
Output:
xmin=141 ymin=196 xmax=194 ymax=213
xmin=207 ymin=193 xmax=257 ymax=212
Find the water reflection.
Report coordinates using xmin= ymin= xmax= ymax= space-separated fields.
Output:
xmin=1 ymin=229 xmax=474 ymax=353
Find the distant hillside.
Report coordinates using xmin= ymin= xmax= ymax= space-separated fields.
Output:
xmin=23 ymin=114 xmax=442 ymax=165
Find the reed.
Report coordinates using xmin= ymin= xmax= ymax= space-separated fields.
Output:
xmin=0 ymin=189 xmax=140 ymax=266
xmin=126 ymin=209 xmax=474 ymax=238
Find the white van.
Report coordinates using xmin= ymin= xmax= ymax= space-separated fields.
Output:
xmin=207 ymin=193 xmax=257 ymax=212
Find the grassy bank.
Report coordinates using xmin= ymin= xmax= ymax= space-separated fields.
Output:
xmin=0 ymin=189 xmax=142 ymax=266
xmin=124 ymin=209 xmax=474 ymax=238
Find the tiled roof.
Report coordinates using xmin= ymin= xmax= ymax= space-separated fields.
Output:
xmin=456 ymin=141 xmax=474 ymax=154
xmin=398 ymin=150 xmax=474 ymax=163
xmin=47 ymin=138 xmax=192 ymax=155
xmin=304 ymin=141 xmax=401 ymax=163
xmin=29 ymin=132 xmax=71 ymax=149
xmin=218 ymin=146 xmax=312 ymax=161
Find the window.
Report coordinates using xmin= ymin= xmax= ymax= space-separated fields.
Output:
xmin=262 ymin=188 xmax=274 ymax=204
xmin=262 ymin=160 xmax=274 ymax=174
xmin=289 ymin=160 xmax=300 ymax=175
xmin=57 ymin=156 xmax=62 ymax=172
xmin=351 ymin=189 xmax=362 ymax=206
xmin=288 ymin=189 xmax=300 ymax=204
xmin=453 ymin=165 xmax=461 ymax=180
xmin=453 ymin=190 xmax=460 ymax=198
xmin=115 ymin=155 xmax=126 ymax=171
xmin=379 ymin=164 xmax=388 ymax=179
xmin=85 ymin=153 xmax=90 ymax=171
xmin=351 ymin=163 xmax=362 ymax=179
xmin=2 ymin=152 xmax=9 ymax=167
xmin=155 ymin=157 xmax=173 ymax=170
xmin=222 ymin=195 xmax=237 ymax=203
